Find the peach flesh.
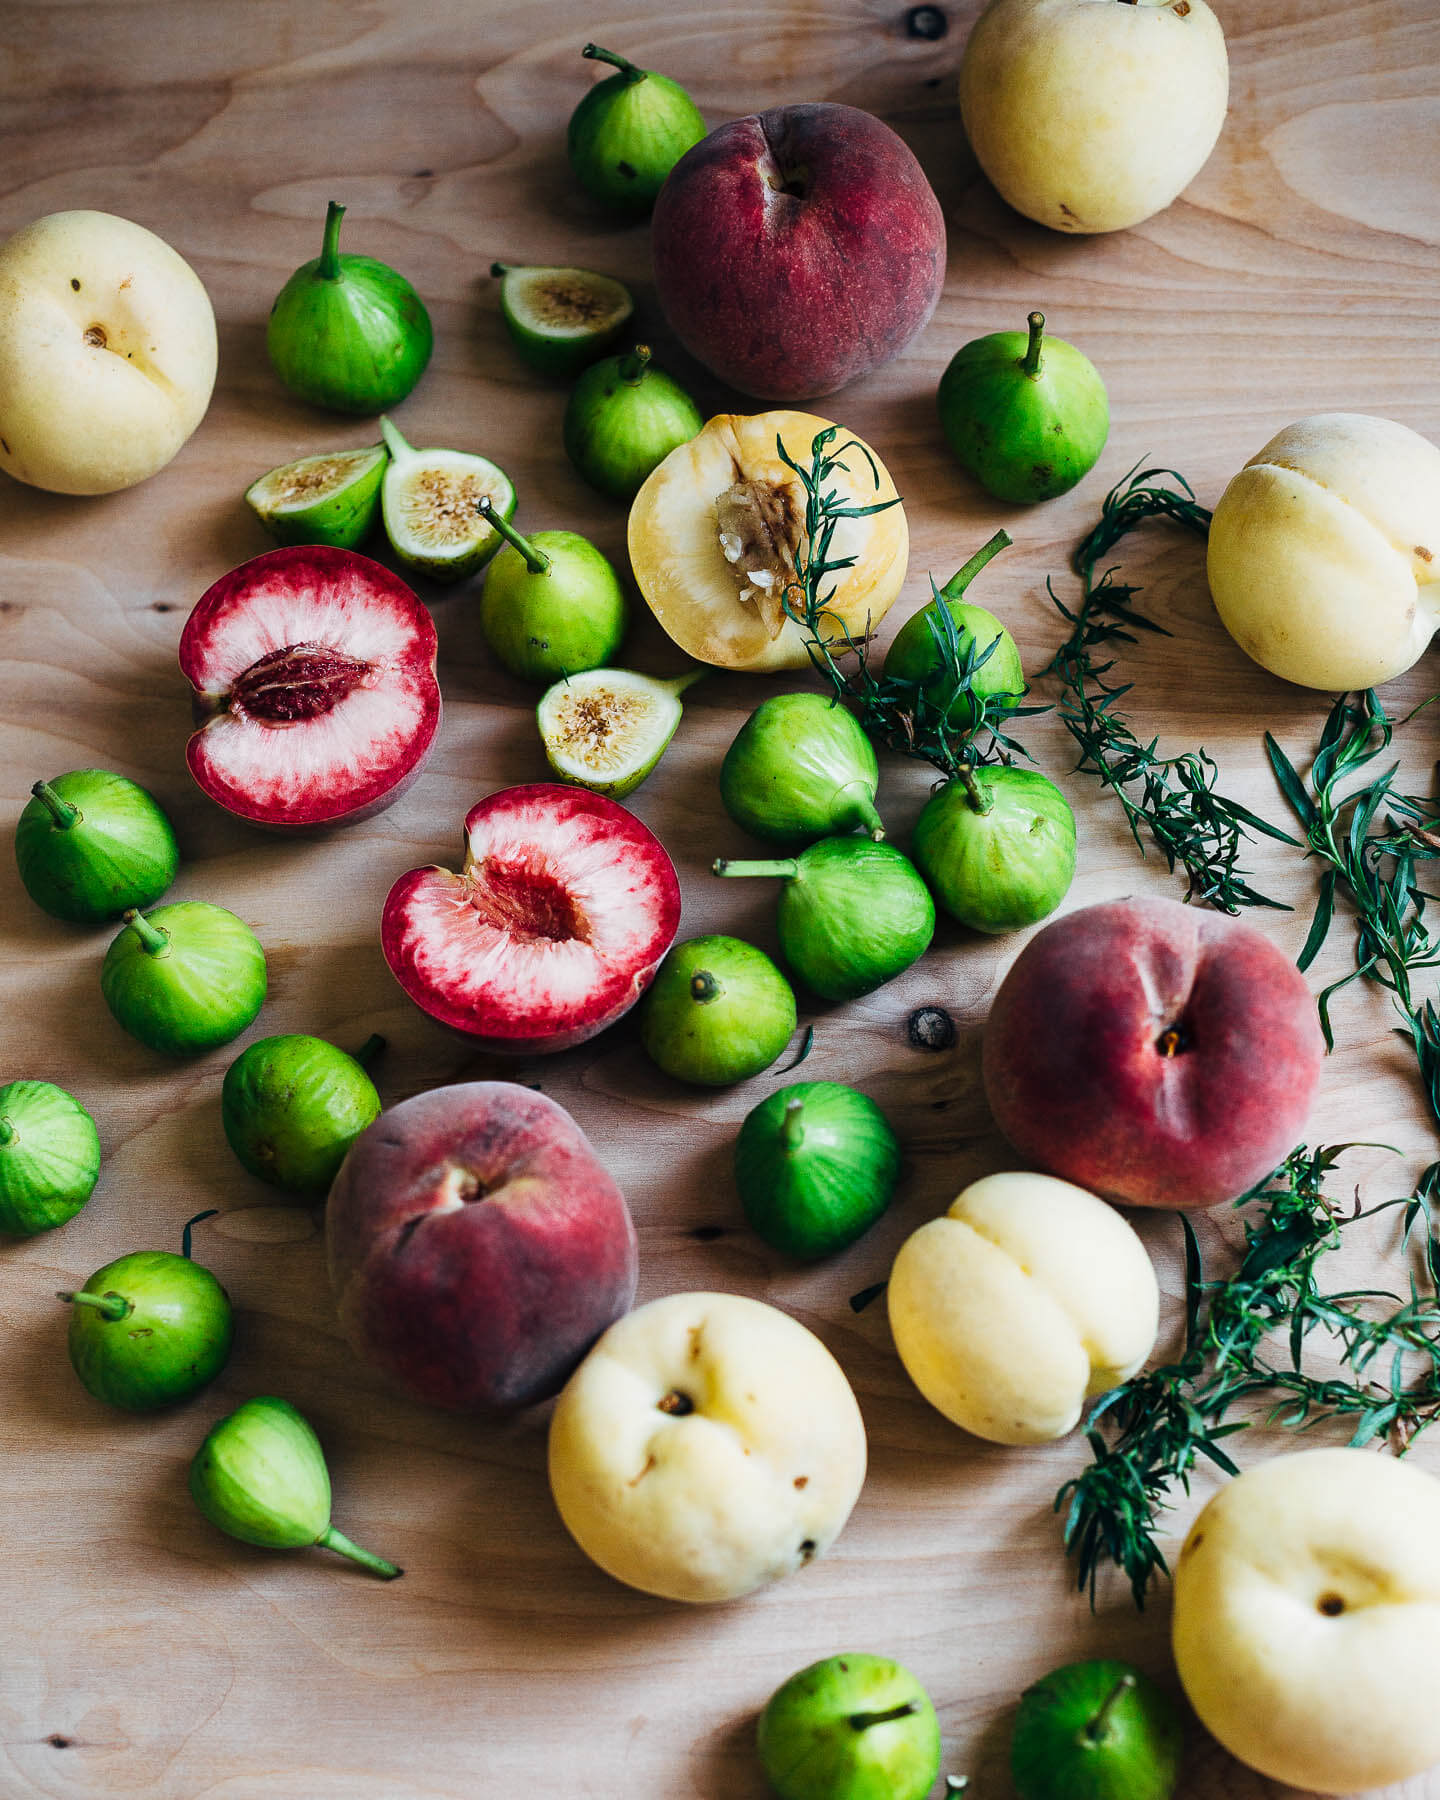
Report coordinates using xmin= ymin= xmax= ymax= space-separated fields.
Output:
xmin=981 ymin=895 xmax=1325 ymax=1210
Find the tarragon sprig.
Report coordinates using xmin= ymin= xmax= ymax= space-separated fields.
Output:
xmin=775 ymin=427 xmax=1049 ymax=781
xmin=1047 ymin=463 xmax=1296 ymax=910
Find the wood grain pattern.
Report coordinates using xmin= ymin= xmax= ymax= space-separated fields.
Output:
xmin=3 ymin=2 xmax=1439 ymax=1795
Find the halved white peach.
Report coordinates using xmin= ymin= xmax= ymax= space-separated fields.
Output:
xmin=627 ymin=411 xmax=908 ymax=673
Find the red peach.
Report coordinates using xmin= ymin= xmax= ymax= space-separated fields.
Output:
xmin=651 ymin=102 xmax=946 ymax=402
xmin=981 ymin=895 xmax=1324 ymax=1210
xmin=327 ymin=1081 xmax=637 ymax=1413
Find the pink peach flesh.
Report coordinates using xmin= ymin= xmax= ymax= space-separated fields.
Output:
xmin=180 ymin=546 xmax=440 ymax=829
xmin=381 ymin=783 xmax=681 ymax=1053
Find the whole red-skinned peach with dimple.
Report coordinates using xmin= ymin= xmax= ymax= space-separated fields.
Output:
xmin=650 ymin=102 xmax=946 ymax=402
xmin=981 ymin=895 xmax=1324 ymax=1210
xmin=327 ymin=1081 xmax=638 ymax=1414
xmin=180 ymin=546 xmax=440 ymax=831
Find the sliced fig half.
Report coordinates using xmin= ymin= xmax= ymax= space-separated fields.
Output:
xmin=180 ymin=547 xmax=440 ymax=831
xmin=382 ymin=784 xmax=681 ymax=1053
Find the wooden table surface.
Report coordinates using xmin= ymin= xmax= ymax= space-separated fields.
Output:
xmin=4 ymin=3 xmax=1440 ymax=1796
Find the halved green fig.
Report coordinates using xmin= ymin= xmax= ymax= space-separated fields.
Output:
xmin=101 ymin=902 xmax=267 ymax=1057
xmin=0 ymin=1080 xmax=100 ymax=1237
xmin=15 ymin=770 xmax=179 ymax=923
xmin=536 ymin=666 xmax=701 ymax=798
xmin=563 ymin=345 xmax=704 ymax=502
xmin=715 ymin=839 xmax=935 ymax=1003
xmin=378 ymin=415 xmax=516 ymax=583
xmin=492 ymin=262 xmax=634 ymax=379
xmin=912 ymin=765 xmax=1076 ymax=934
xmin=721 ymin=692 xmax=884 ymax=847
xmin=189 ymin=1396 xmax=402 ymax=1577
xmin=245 ymin=444 xmax=387 ymax=549
xmin=567 ymin=44 xmax=707 ymax=217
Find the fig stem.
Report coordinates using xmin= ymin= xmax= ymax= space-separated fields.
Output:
xmin=317 ymin=1525 xmax=403 ymax=1579
xmin=1022 ymin=310 xmax=1046 ymax=379
xmin=490 ymin=262 xmax=510 ymax=277
xmin=318 ymin=201 xmax=346 ymax=282
xmin=839 ymin=783 xmax=886 ymax=841
xmin=353 ymin=1034 xmax=386 ymax=1070
xmin=122 ymin=907 xmax=170 ymax=957
xmin=1083 ymin=1672 xmax=1136 ymax=1744
xmin=619 ymin=344 xmax=652 ymax=385
xmin=31 ymin=780 xmax=79 ymax=829
xmin=958 ymin=766 xmax=993 ymax=815
xmin=939 ymin=528 xmax=1012 ymax=601
xmin=58 ymin=1289 xmax=132 ymax=1321
xmin=582 ymin=43 xmax=645 ymax=83
xmin=849 ymin=1701 xmax=920 ymax=1731
xmin=477 ymin=498 xmax=550 ymax=574
xmin=781 ymin=1096 xmax=806 ymax=1151
xmin=663 ymin=670 xmax=708 ymax=698
xmin=711 ymin=858 xmax=799 ymax=881
xmin=689 ymin=971 xmax=722 ymax=1004
xmin=0 ymin=1117 xmax=13 ymax=1147
xmin=181 ymin=1209 xmax=219 ymax=1260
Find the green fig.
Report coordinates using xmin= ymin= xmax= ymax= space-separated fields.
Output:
xmin=937 ymin=310 xmax=1109 ymax=504
xmin=563 ymin=345 xmax=704 ymax=502
xmin=478 ymin=500 xmax=628 ymax=683
xmin=1011 ymin=1661 xmax=1183 ymax=1800
xmin=735 ymin=1082 xmax=900 ymax=1261
xmin=721 ymin=693 xmax=885 ymax=848
xmin=222 ymin=1032 xmax=383 ymax=1194
xmin=884 ymin=532 xmax=1022 ymax=731
xmin=379 ymin=414 xmax=516 ymax=583
xmin=189 ymin=1396 xmax=402 ymax=1578
xmin=912 ymin=764 xmax=1076 ymax=934
xmin=492 ymin=262 xmax=635 ymax=379
xmin=639 ymin=934 xmax=797 ymax=1086
xmin=101 ymin=902 xmax=267 ymax=1057
xmin=715 ymin=840 xmax=935 ymax=1003
xmin=567 ymin=44 xmax=707 ymax=217
xmin=15 ymin=770 xmax=179 ymax=924
xmin=0 ymin=1080 xmax=100 ymax=1237
xmin=536 ymin=666 xmax=703 ymax=799
xmin=244 ymin=444 xmax=388 ymax=549
xmin=268 ymin=202 xmax=433 ymax=414
xmin=757 ymin=1652 xmax=943 ymax=1800
xmin=61 ymin=1213 xmax=233 ymax=1411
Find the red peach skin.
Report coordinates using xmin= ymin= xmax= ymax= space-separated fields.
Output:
xmin=981 ymin=896 xmax=1325 ymax=1209
xmin=651 ymin=103 xmax=946 ymax=402
xmin=327 ymin=1082 xmax=638 ymax=1413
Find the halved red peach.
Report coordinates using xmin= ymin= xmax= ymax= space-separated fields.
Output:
xmin=382 ymin=784 xmax=681 ymax=1054
xmin=179 ymin=546 xmax=440 ymax=830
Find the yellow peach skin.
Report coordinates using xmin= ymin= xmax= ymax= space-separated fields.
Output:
xmin=627 ymin=411 xmax=907 ymax=673
xmin=0 ymin=210 xmax=217 ymax=495
xmin=1207 ymin=413 xmax=1440 ymax=689
xmin=1173 ymin=1448 xmax=1440 ymax=1793
xmin=958 ymin=0 xmax=1229 ymax=235
xmin=887 ymin=1171 xmax=1159 ymax=1445
xmin=548 ymin=1291 xmax=866 ymax=1603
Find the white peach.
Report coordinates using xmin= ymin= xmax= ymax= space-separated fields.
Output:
xmin=1172 ymin=1447 xmax=1440 ymax=1793
xmin=887 ymin=1172 xmax=1159 ymax=1445
xmin=547 ymin=1291 xmax=866 ymax=1603
xmin=1207 ymin=413 xmax=1440 ymax=689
